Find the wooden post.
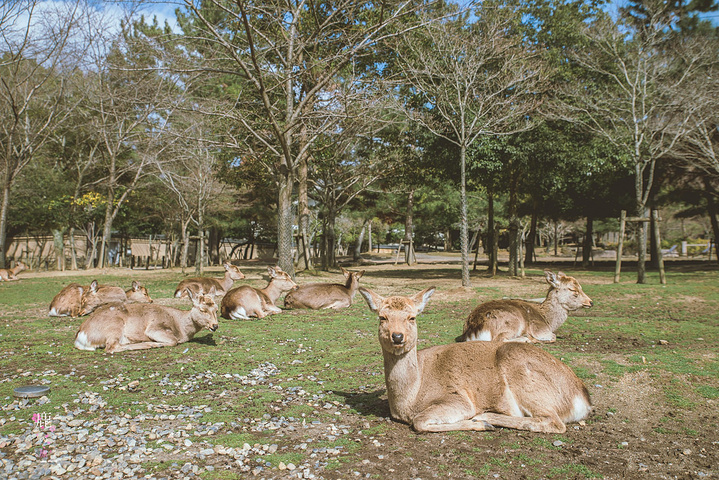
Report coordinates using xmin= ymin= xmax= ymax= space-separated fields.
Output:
xmin=652 ymin=209 xmax=666 ymax=285
xmin=614 ymin=210 xmax=626 ymax=283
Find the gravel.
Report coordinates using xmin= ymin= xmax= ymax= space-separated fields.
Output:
xmin=0 ymin=362 xmax=356 ymax=479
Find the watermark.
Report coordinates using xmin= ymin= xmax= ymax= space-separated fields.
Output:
xmin=31 ymin=413 xmax=55 ymax=459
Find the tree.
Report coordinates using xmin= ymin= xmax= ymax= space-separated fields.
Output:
xmin=0 ymin=0 xmax=84 ymax=266
xmin=560 ymin=1 xmax=710 ymax=282
xmin=394 ymin=3 xmax=546 ymax=286
xmin=172 ymin=0 xmax=431 ymax=278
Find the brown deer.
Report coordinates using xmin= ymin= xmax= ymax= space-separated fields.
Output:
xmin=0 ymin=261 xmax=27 ymax=281
xmin=174 ymin=262 xmax=245 ymax=298
xmin=48 ymin=283 xmax=87 ymax=317
xmin=284 ymin=267 xmax=365 ymax=309
xmin=79 ymin=280 xmax=153 ymax=316
xmin=457 ymin=271 xmax=593 ymax=343
xmin=74 ymin=289 xmax=218 ymax=354
xmin=359 ymin=286 xmax=592 ymax=433
xmin=221 ymin=266 xmax=297 ymax=319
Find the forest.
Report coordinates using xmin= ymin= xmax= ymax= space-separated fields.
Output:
xmin=1 ymin=0 xmax=718 ymax=285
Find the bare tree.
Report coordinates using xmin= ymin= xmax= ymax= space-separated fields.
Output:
xmin=152 ymin=117 xmax=227 ymax=275
xmin=0 ymin=0 xmax=85 ymax=267
xmin=393 ymin=8 xmax=545 ymax=286
xmin=82 ymin=17 xmax=179 ymax=268
xmin=560 ymin=5 xmax=708 ymax=283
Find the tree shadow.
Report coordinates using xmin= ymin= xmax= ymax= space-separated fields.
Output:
xmin=332 ymin=388 xmax=391 ymax=418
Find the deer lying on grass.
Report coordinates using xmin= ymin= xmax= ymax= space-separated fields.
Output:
xmin=48 ymin=283 xmax=86 ymax=317
xmin=174 ymin=262 xmax=245 ymax=298
xmin=0 ymin=261 xmax=27 ymax=281
xmin=74 ymin=289 xmax=218 ymax=354
xmin=457 ymin=271 xmax=593 ymax=343
xmin=284 ymin=267 xmax=365 ymax=309
xmin=78 ymin=280 xmax=153 ymax=316
xmin=359 ymin=286 xmax=592 ymax=433
xmin=221 ymin=266 xmax=297 ymax=319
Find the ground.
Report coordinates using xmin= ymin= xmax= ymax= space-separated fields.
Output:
xmin=1 ymin=255 xmax=718 ymax=479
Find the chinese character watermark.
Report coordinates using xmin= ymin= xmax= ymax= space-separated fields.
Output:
xmin=31 ymin=413 xmax=55 ymax=459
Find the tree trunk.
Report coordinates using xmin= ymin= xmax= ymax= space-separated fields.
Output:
xmin=459 ymin=145 xmax=470 ymax=287
xmin=582 ymin=216 xmax=594 ymax=267
xmin=637 ymin=206 xmax=647 ymax=284
xmin=69 ymin=227 xmax=78 ymax=270
xmin=297 ymin=155 xmax=313 ymax=271
xmin=181 ymin=217 xmax=191 ymax=274
xmin=322 ymin=207 xmax=337 ymax=270
xmin=507 ymin=174 xmax=519 ymax=276
xmin=486 ymin=191 xmax=497 ymax=275
xmin=404 ymin=189 xmax=415 ymax=266
xmin=99 ymin=192 xmax=114 ymax=269
xmin=276 ymin=172 xmax=296 ymax=277
xmin=705 ymin=181 xmax=719 ymax=263
xmin=52 ymin=229 xmax=65 ymax=271
xmin=525 ymin=202 xmax=538 ymax=265
xmin=367 ymin=221 xmax=373 ymax=253
xmin=354 ymin=220 xmax=368 ymax=263
xmin=0 ymin=183 xmax=10 ymax=268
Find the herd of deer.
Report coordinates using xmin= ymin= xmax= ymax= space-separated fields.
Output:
xmin=10 ymin=257 xmax=597 ymax=434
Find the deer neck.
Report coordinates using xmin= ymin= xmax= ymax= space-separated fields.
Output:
xmin=344 ymin=277 xmax=359 ymax=298
xmin=539 ymin=291 xmax=569 ymax=331
xmin=184 ymin=308 xmax=206 ymax=337
xmin=219 ymin=271 xmax=235 ymax=291
xmin=261 ymin=280 xmax=283 ymax=304
xmin=382 ymin=347 xmax=423 ymax=424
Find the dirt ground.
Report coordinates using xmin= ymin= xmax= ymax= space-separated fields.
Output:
xmin=3 ymin=258 xmax=719 ymax=479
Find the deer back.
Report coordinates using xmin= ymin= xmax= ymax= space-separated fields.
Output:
xmin=174 ymin=263 xmax=245 ymax=297
xmin=79 ymin=280 xmax=128 ymax=315
xmin=459 ymin=271 xmax=593 ymax=343
xmin=75 ymin=291 xmax=218 ymax=353
xmin=221 ymin=266 xmax=296 ymax=319
xmin=48 ymin=283 xmax=86 ymax=317
xmin=284 ymin=268 xmax=364 ymax=309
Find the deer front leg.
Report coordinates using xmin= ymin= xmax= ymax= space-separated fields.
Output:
xmin=107 ymin=329 xmax=179 ymax=353
xmin=411 ymin=398 xmax=495 ymax=433
xmin=472 ymin=412 xmax=566 ymax=433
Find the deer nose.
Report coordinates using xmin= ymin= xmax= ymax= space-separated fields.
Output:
xmin=391 ymin=333 xmax=404 ymax=344
xmin=209 ymin=324 xmax=218 ymax=332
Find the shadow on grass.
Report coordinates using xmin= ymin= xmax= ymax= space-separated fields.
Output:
xmin=190 ymin=334 xmax=217 ymax=347
xmin=333 ymin=389 xmax=391 ymax=418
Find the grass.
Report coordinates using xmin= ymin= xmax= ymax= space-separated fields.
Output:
xmin=1 ymin=264 xmax=719 ymax=479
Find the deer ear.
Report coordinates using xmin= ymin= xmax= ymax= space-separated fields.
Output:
xmin=90 ymin=280 xmax=98 ymax=292
xmin=411 ymin=287 xmax=435 ymax=313
xmin=267 ymin=265 xmax=278 ymax=277
xmin=186 ymin=287 xmax=196 ymax=302
xmin=544 ymin=270 xmax=560 ymax=288
xmin=340 ymin=267 xmax=349 ymax=277
xmin=357 ymin=270 xmax=365 ymax=278
xmin=132 ymin=280 xmax=139 ymax=290
xmin=359 ymin=287 xmax=383 ymax=312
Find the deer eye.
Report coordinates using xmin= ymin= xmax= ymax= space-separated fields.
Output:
xmin=378 ymin=316 xmax=388 ymax=323
xmin=408 ymin=316 xmax=416 ymax=322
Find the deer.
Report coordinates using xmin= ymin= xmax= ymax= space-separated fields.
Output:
xmin=78 ymin=279 xmax=153 ymax=316
xmin=284 ymin=267 xmax=365 ymax=309
xmin=221 ymin=265 xmax=297 ymax=319
xmin=457 ymin=270 xmax=593 ymax=343
xmin=74 ymin=289 xmax=218 ymax=354
xmin=174 ymin=262 xmax=245 ymax=298
xmin=0 ymin=261 xmax=27 ymax=281
xmin=48 ymin=283 xmax=86 ymax=317
xmin=359 ymin=286 xmax=592 ymax=433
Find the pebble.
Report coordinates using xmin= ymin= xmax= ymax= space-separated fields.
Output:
xmin=1 ymin=362 xmax=354 ymax=480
